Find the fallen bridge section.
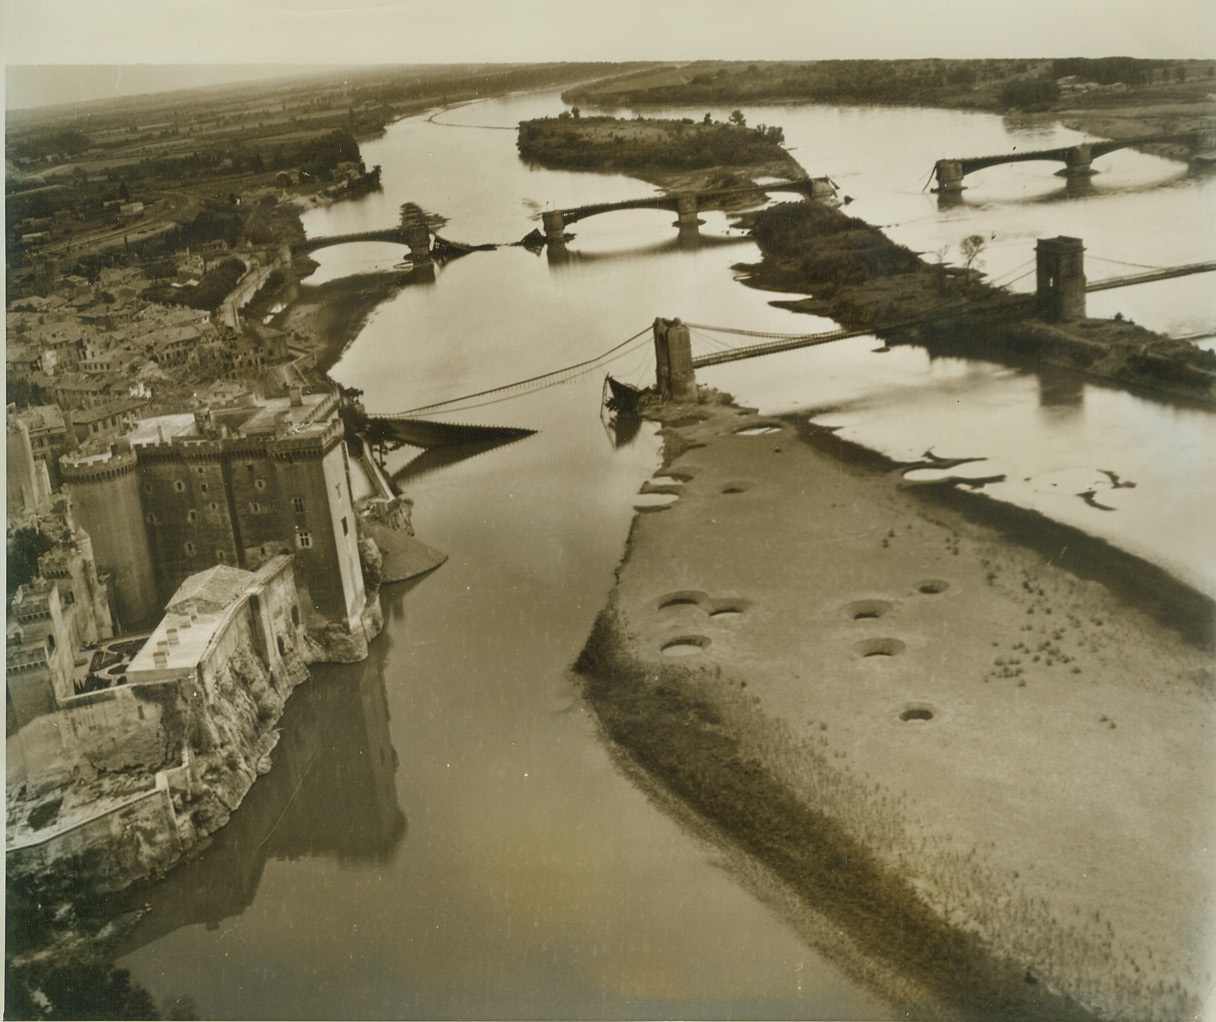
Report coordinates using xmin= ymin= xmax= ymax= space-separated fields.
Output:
xmin=366 ymin=416 xmax=536 ymax=450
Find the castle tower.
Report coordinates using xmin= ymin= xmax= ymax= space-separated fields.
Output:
xmin=60 ymin=447 xmax=159 ymax=632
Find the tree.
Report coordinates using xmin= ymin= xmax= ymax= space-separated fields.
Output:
xmin=960 ymin=234 xmax=986 ymax=274
xmin=933 ymin=244 xmax=949 ymax=294
xmin=728 ymin=109 xmax=746 ymax=127
xmin=703 ymin=112 xmax=712 ymax=125
xmin=7 ymin=528 xmax=55 ymax=599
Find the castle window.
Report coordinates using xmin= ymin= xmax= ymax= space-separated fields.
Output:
xmin=147 ymin=512 xmax=158 ymax=525
xmin=249 ymin=502 xmax=260 ymax=513
xmin=341 ymin=516 xmax=349 ymax=536
xmin=291 ymin=605 xmax=300 ymax=627
xmin=276 ymin=636 xmax=287 ymax=656
xmin=292 ymin=496 xmax=305 ymax=513
xmin=184 ymin=542 xmax=195 ymax=555
xmin=210 ymin=501 xmax=219 ymax=511
xmin=174 ymin=480 xmax=185 ymax=492
xmin=296 ymin=530 xmax=312 ymax=549
xmin=216 ymin=550 xmax=227 ymax=563
xmin=187 ymin=510 xmax=197 ymax=523
xmin=200 ymin=482 xmax=209 ymax=494
xmin=255 ymin=479 xmax=266 ymax=491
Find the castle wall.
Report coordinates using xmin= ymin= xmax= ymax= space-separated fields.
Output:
xmin=137 ymin=449 xmax=241 ymax=604
xmin=130 ymin=409 xmax=363 ymax=636
xmin=6 ymin=663 xmax=58 ymax=732
xmin=13 ymin=683 xmax=184 ymax=784
xmin=7 ymin=779 xmax=183 ymax=893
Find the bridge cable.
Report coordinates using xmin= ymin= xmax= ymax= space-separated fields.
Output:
xmin=384 ymin=326 xmax=653 ymax=418
xmin=986 ymin=259 xmax=1037 ymax=289
xmin=1085 ymin=254 xmax=1171 ymax=272
xmin=398 ymin=335 xmax=656 ymax=419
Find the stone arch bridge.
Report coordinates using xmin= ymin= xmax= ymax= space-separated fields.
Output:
xmin=538 ymin=177 xmax=837 ymax=242
xmin=934 ymin=130 xmax=1216 ymax=191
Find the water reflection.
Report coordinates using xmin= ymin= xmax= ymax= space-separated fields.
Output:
xmin=391 ymin=435 xmax=536 ymax=483
xmin=114 ymin=637 xmax=405 ymax=954
xmin=602 ymin=411 xmax=644 ymax=449
xmin=547 ymin=229 xmax=747 ymax=267
xmin=1036 ymin=366 xmax=1086 ymax=412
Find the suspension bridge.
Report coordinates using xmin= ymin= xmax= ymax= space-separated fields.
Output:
xmin=357 ymin=237 xmax=1214 ymax=437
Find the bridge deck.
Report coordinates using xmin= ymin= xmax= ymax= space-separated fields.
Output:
xmin=1086 ymin=260 xmax=1216 ymax=292
xmin=947 ymin=131 xmax=1201 ymax=175
xmin=559 ymin=179 xmax=817 ymax=222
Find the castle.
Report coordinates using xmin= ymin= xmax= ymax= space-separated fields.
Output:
xmin=6 ymin=385 xmax=381 ymax=890
xmin=58 ymin=386 xmax=371 ymax=653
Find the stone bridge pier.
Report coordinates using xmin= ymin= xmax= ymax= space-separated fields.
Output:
xmin=405 ymin=222 xmax=435 ymax=281
xmin=653 ymin=317 xmax=697 ymax=402
xmin=1063 ymin=143 xmax=1095 ymax=177
xmin=934 ymin=160 xmax=966 ymax=192
xmin=675 ymin=193 xmax=701 ymax=229
xmin=405 ymin=223 xmax=432 ymax=263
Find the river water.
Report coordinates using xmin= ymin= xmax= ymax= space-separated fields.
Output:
xmin=118 ymin=90 xmax=1214 ymax=1019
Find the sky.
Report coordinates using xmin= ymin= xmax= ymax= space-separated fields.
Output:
xmin=3 ymin=0 xmax=1215 ymax=110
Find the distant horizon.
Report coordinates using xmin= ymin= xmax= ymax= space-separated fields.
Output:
xmin=5 ymin=53 xmax=1211 ymax=116
xmin=4 ymin=64 xmax=367 ymax=113
xmin=3 ymin=0 xmax=1213 ymax=112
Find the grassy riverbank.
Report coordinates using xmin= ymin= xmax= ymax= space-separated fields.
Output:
xmin=563 ymin=59 xmax=1216 ymax=136
xmin=736 ymin=200 xmax=1216 ymax=405
xmin=518 ymin=114 xmax=804 ymax=193
xmin=575 ymin=396 xmax=1215 ymax=1021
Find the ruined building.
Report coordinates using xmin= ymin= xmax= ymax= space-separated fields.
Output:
xmin=6 ymin=500 xmax=114 ymax=731
xmin=7 ymin=557 xmax=310 ymax=892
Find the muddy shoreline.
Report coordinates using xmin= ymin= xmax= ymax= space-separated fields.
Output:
xmin=792 ymin=418 xmax=1216 ymax=645
xmin=576 ymin=395 xmax=1214 ymax=1021
xmin=275 ymin=266 xmax=413 ymax=377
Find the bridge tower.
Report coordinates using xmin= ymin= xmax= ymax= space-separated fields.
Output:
xmin=1035 ymin=236 xmax=1087 ymax=323
xmin=934 ymin=160 xmax=965 ymax=192
xmin=541 ymin=210 xmax=566 ymax=244
xmin=653 ymin=317 xmax=697 ymax=402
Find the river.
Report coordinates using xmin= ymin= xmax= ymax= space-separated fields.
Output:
xmin=117 ymin=89 xmax=1214 ymax=1019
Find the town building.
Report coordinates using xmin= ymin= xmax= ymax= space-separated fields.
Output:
xmin=7 ymin=412 xmax=53 ymax=516
xmin=6 ymin=580 xmax=77 ymax=729
xmin=68 ymin=396 xmax=149 ymax=445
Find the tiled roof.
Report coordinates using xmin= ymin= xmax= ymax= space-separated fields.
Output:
xmin=166 ymin=565 xmax=256 ymax=614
